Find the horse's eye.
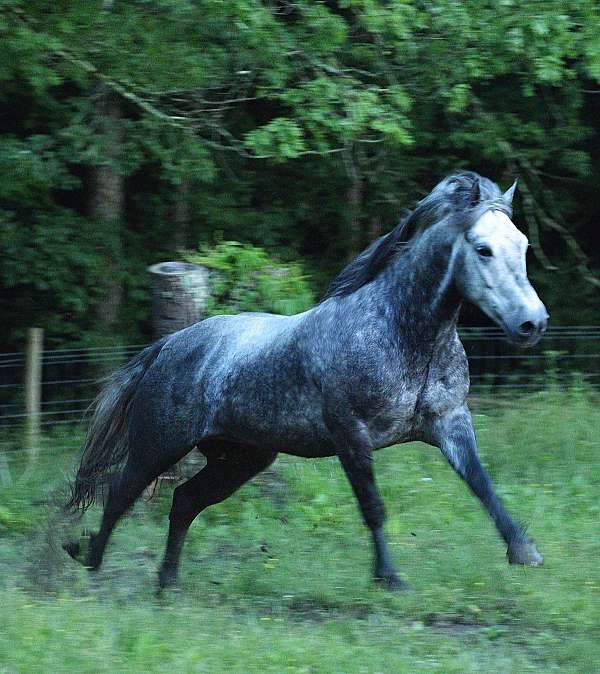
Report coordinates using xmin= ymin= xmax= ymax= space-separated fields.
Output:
xmin=476 ymin=245 xmax=493 ymax=258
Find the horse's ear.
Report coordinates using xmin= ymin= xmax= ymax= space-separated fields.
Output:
xmin=469 ymin=178 xmax=480 ymax=206
xmin=503 ymin=179 xmax=518 ymax=205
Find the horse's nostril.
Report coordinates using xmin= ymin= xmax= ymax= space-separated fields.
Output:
xmin=519 ymin=321 xmax=535 ymax=335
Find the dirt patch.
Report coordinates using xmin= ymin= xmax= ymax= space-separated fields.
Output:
xmin=284 ymin=597 xmax=373 ymax=623
xmin=254 ymin=468 xmax=290 ymax=508
xmin=423 ymin=612 xmax=484 ymax=635
xmin=22 ymin=494 xmax=83 ymax=593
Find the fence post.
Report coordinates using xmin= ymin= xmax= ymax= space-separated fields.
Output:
xmin=0 ymin=452 xmax=11 ymax=486
xmin=25 ymin=327 xmax=43 ymax=462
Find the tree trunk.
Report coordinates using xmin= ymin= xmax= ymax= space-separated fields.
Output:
xmin=90 ymin=89 xmax=124 ymax=330
xmin=344 ymin=148 xmax=363 ymax=259
xmin=368 ymin=215 xmax=382 ymax=242
xmin=173 ymin=179 xmax=190 ymax=250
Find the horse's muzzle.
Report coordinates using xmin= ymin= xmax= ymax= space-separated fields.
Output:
xmin=505 ymin=307 xmax=549 ymax=348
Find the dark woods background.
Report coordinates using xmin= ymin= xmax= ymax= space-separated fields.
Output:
xmin=1 ymin=0 xmax=599 ymax=351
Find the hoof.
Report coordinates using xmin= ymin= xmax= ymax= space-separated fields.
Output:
xmin=62 ymin=530 xmax=94 ymax=567
xmin=156 ymin=580 xmax=181 ymax=598
xmin=157 ymin=568 xmax=178 ymax=592
xmin=374 ymin=573 xmax=410 ymax=592
xmin=62 ymin=540 xmax=81 ymax=561
xmin=507 ymin=540 xmax=543 ymax=566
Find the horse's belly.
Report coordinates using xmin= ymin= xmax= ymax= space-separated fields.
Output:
xmin=212 ymin=387 xmax=335 ymax=457
xmin=281 ymin=443 xmax=337 ymax=459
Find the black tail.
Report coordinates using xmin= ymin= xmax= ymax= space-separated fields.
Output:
xmin=65 ymin=337 xmax=168 ymax=513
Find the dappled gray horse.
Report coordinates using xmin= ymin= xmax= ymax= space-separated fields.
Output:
xmin=65 ymin=171 xmax=548 ymax=590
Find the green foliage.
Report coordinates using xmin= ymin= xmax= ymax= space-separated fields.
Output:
xmin=1 ymin=0 xmax=600 ymax=348
xmin=187 ymin=240 xmax=314 ymax=316
xmin=245 ymin=118 xmax=306 ymax=160
xmin=0 ymin=209 xmax=105 ymax=344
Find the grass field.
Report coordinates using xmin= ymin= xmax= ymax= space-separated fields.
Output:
xmin=0 ymin=386 xmax=599 ymax=673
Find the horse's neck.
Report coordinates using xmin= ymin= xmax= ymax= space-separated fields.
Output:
xmin=375 ymin=228 xmax=461 ymax=345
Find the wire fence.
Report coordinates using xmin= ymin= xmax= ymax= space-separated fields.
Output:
xmin=0 ymin=327 xmax=598 ymax=441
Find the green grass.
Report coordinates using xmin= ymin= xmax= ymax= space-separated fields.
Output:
xmin=0 ymin=387 xmax=599 ymax=673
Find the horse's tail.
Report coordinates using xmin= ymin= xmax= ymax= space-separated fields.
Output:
xmin=65 ymin=337 xmax=168 ymax=513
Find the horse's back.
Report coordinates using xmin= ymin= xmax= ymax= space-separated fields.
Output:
xmin=127 ymin=311 xmax=304 ymax=452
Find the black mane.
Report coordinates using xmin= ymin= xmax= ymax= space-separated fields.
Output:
xmin=324 ymin=171 xmax=512 ymax=300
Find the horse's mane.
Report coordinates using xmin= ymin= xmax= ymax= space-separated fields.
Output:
xmin=323 ymin=171 xmax=513 ymax=300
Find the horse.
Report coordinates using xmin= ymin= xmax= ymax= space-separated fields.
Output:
xmin=64 ymin=171 xmax=548 ymax=591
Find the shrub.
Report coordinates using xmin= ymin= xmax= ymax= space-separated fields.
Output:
xmin=186 ymin=241 xmax=314 ymax=317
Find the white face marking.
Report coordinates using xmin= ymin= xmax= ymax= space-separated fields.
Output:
xmin=470 ymin=210 xmax=528 ymax=274
xmin=456 ymin=210 xmax=548 ymax=345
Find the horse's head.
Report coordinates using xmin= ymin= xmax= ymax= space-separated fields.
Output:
xmin=454 ymin=182 xmax=548 ymax=347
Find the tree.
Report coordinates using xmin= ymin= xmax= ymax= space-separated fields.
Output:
xmin=1 ymin=0 xmax=599 ymax=348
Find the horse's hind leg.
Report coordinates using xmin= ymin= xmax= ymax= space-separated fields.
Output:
xmin=65 ymin=452 xmax=174 ymax=570
xmin=158 ymin=444 xmax=277 ymax=589
xmin=84 ymin=458 xmax=162 ymax=569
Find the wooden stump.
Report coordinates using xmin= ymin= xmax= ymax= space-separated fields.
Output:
xmin=147 ymin=261 xmax=211 ymax=491
xmin=147 ymin=261 xmax=210 ymax=339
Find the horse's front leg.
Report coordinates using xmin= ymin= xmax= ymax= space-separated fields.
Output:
xmin=431 ymin=406 xmax=543 ymax=566
xmin=328 ymin=419 xmax=407 ymax=591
